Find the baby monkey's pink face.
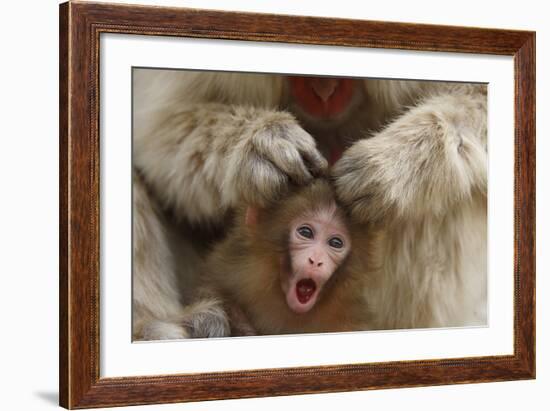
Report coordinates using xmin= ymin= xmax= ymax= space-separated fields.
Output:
xmin=282 ymin=202 xmax=351 ymax=314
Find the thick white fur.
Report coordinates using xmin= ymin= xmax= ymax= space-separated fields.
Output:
xmin=133 ymin=172 xmax=188 ymax=339
xmin=334 ymin=82 xmax=487 ymax=328
xmin=132 ymin=69 xmax=487 ymax=338
xmin=133 ymin=171 xmax=229 ymax=339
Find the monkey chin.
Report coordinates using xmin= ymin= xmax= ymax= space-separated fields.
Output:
xmin=285 ymin=277 xmax=320 ymax=315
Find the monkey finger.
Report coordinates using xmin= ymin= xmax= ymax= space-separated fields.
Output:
xmin=239 ymin=155 xmax=290 ymax=205
xmin=300 ymin=147 xmax=328 ymax=176
xmin=280 ymin=126 xmax=328 ymax=175
xmin=333 ymin=157 xmax=395 ymax=223
xmin=331 ymin=156 xmax=359 ymax=188
xmin=263 ymin=139 xmax=314 ymax=185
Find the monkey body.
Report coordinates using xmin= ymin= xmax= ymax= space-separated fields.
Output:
xmin=201 ymin=180 xmax=374 ymax=336
xmin=365 ymin=199 xmax=486 ymax=329
xmin=205 ymin=239 xmax=362 ymax=335
xmin=132 ymin=70 xmax=487 ymax=339
xmin=334 ymin=82 xmax=487 ymax=328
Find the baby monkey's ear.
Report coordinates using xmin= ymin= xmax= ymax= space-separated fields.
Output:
xmin=245 ymin=206 xmax=260 ymax=227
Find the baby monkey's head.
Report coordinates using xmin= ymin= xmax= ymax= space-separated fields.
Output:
xmin=245 ymin=179 xmax=352 ymax=314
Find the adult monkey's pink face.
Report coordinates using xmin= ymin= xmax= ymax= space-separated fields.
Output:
xmin=282 ymin=202 xmax=351 ymax=314
xmin=287 ymin=75 xmax=364 ymax=165
xmin=287 ymin=75 xmax=360 ymax=120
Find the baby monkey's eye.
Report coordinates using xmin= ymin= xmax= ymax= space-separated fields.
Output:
xmin=328 ymin=236 xmax=344 ymax=249
xmin=297 ymin=225 xmax=314 ymax=239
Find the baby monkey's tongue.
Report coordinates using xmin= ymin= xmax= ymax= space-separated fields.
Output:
xmin=296 ymin=279 xmax=317 ymax=304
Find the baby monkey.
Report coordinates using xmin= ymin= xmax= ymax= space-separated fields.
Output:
xmin=190 ymin=179 xmax=374 ymax=337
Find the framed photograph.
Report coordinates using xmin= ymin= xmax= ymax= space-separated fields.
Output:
xmin=59 ymin=1 xmax=535 ymax=408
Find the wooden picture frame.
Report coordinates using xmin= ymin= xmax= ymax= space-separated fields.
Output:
xmin=59 ymin=1 xmax=535 ymax=408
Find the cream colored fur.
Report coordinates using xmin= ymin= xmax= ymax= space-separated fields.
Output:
xmin=132 ymin=69 xmax=487 ymax=338
xmin=334 ymin=82 xmax=487 ymax=328
xmin=133 ymin=171 xmax=227 ymax=339
xmin=132 ymin=172 xmax=188 ymax=339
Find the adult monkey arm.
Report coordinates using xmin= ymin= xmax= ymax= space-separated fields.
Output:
xmin=332 ymin=82 xmax=488 ymax=329
xmin=133 ymin=70 xmax=327 ymax=224
xmin=333 ymin=83 xmax=487 ymax=223
xmin=133 ymin=171 xmax=191 ymax=340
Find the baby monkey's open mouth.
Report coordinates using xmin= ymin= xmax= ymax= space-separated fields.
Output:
xmin=296 ymin=278 xmax=317 ymax=304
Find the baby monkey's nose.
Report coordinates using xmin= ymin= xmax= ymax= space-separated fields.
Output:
xmin=308 ymin=257 xmax=323 ymax=267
